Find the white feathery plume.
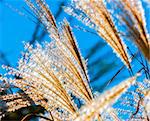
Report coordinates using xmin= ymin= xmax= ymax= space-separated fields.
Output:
xmin=65 ymin=0 xmax=131 ymax=68
xmin=73 ymin=75 xmax=138 ymax=121
xmin=111 ymin=0 xmax=150 ymax=61
xmin=0 ymin=0 xmax=94 ymax=119
xmin=0 ymin=0 xmax=149 ymax=120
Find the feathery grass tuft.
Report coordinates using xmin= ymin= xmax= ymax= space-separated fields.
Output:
xmin=0 ymin=0 xmax=149 ymax=120
xmin=64 ymin=0 xmax=131 ymax=68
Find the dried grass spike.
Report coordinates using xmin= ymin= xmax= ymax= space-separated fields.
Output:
xmin=113 ymin=0 xmax=150 ymax=61
xmin=61 ymin=19 xmax=93 ymax=100
xmin=69 ymin=0 xmax=131 ymax=68
xmin=73 ymin=75 xmax=137 ymax=121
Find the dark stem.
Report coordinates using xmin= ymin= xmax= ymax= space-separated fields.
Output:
xmin=21 ymin=113 xmax=53 ymax=121
xmin=105 ymin=51 xmax=138 ymax=89
xmin=127 ymin=47 xmax=150 ymax=79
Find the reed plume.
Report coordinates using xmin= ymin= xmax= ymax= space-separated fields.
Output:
xmin=110 ymin=0 xmax=150 ymax=61
xmin=64 ymin=0 xmax=131 ymax=68
xmin=0 ymin=0 xmax=149 ymax=121
xmin=1 ymin=0 xmax=93 ymax=120
xmin=114 ymin=79 xmax=150 ymax=120
xmin=73 ymin=76 xmax=137 ymax=121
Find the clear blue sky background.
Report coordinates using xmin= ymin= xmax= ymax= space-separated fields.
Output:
xmin=0 ymin=0 xmax=149 ymax=92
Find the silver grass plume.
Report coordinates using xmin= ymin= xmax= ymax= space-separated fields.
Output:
xmin=64 ymin=0 xmax=131 ymax=69
xmin=25 ymin=0 xmax=93 ymax=102
xmin=73 ymin=75 xmax=137 ymax=121
xmin=0 ymin=0 xmax=150 ymax=120
xmin=110 ymin=0 xmax=150 ymax=61
xmin=113 ymin=79 xmax=150 ymax=120
xmin=1 ymin=0 xmax=93 ymax=120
